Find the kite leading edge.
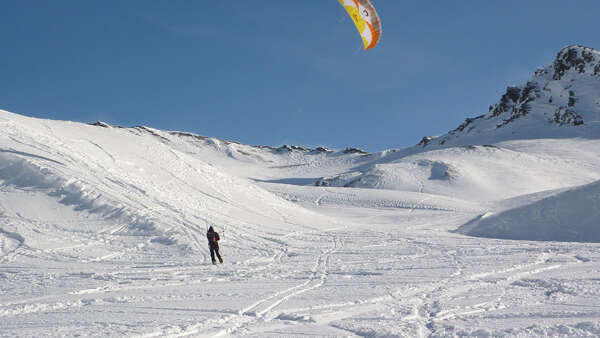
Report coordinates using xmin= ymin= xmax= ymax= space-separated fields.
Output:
xmin=338 ymin=0 xmax=382 ymax=50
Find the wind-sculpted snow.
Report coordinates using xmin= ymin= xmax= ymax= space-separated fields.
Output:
xmin=0 ymin=227 xmax=23 ymax=258
xmin=0 ymin=151 xmax=156 ymax=233
xmin=0 ymin=110 xmax=339 ymax=246
xmin=0 ymin=151 xmax=63 ymax=188
xmin=457 ymin=180 xmax=600 ymax=242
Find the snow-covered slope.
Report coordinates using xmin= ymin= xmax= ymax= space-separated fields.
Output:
xmin=317 ymin=46 xmax=600 ymax=203
xmin=457 ymin=179 xmax=600 ymax=242
xmin=316 ymin=140 xmax=600 ymax=202
xmin=0 ymin=110 xmax=338 ymax=250
xmin=139 ymin=127 xmax=373 ymax=184
xmin=420 ymin=45 xmax=600 ymax=148
xmin=2 ymin=46 xmax=600 ymax=337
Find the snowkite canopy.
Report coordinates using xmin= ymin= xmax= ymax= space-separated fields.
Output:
xmin=338 ymin=0 xmax=382 ymax=50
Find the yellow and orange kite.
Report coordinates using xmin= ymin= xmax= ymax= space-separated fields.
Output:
xmin=338 ymin=0 xmax=382 ymax=50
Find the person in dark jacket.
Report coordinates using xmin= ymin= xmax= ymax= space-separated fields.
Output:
xmin=206 ymin=226 xmax=223 ymax=264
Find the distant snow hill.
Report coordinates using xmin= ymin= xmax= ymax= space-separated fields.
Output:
xmin=1 ymin=45 xmax=600 ymax=243
xmin=317 ymin=45 xmax=600 ymax=242
xmin=456 ymin=179 xmax=600 ymax=242
xmin=0 ymin=111 xmax=343 ymax=252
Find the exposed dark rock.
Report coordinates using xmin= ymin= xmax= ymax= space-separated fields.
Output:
xmin=90 ymin=121 xmax=111 ymax=128
xmin=343 ymin=148 xmax=368 ymax=155
xmin=554 ymin=108 xmax=584 ymax=126
xmin=450 ymin=115 xmax=485 ymax=135
xmin=568 ymin=91 xmax=577 ymax=107
xmin=534 ymin=67 xmax=548 ymax=77
xmin=415 ymin=46 xmax=599 ymax=149
xmin=489 ymin=82 xmax=537 ymax=127
xmin=553 ymin=46 xmax=599 ymax=80
xmin=277 ymin=145 xmax=293 ymax=153
xmin=276 ymin=145 xmax=309 ymax=153
xmin=133 ymin=126 xmax=171 ymax=143
xmin=169 ymin=131 xmax=209 ymax=141
xmin=418 ymin=136 xmax=433 ymax=147
xmin=313 ymin=147 xmax=333 ymax=153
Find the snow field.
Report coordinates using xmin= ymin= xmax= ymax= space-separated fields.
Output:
xmin=1 ymin=109 xmax=600 ymax=337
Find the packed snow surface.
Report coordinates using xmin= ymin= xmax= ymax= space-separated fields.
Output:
xmin=1 ymin=106 xmax=600 ymax=338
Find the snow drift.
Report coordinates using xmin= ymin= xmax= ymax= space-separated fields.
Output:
xmin=456 ymin=179 xmax=600 ymax=242
xmin=0 ymin=110 xmax=338 ymax=249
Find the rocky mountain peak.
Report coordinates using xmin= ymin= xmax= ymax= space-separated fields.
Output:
xmin=551 ymin=45 xmax=600 ymax=80
xmin=419 ymin=46 xmax=600 ymax=148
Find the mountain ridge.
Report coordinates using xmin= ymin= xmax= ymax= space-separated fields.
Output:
xmin=416 ymin=45 xmax=600 ymax=150
xmin=313 ymin=46 xmax=600 ymax=200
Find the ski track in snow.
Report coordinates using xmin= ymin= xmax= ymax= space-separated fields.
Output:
xmin=118 ymin=228 xmax=597 ymax=338
xmin=2 ymin=197 xmax=600 ymax=337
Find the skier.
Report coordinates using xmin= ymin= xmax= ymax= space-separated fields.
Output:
xmin=206 ymin=226 xmax=223 ymax=264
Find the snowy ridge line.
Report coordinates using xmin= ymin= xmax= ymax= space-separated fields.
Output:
xmin=0 ymin=151 xmax=158 ymax=235
xmin=138 ymin=124 xmax=370 ymax=173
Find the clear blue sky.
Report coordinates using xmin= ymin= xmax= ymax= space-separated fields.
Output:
xmin=2 ymin=1 xmax=600 ymax=152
